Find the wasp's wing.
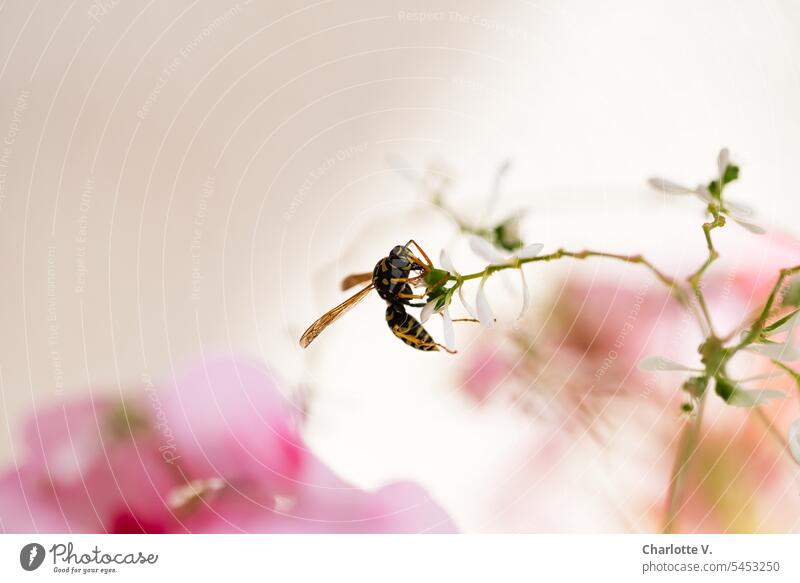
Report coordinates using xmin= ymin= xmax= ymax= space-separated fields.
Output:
xmin=340 ymin=272 xmax=373 ymax=291
xmin=299 ymin=284 xmax=374 ymax=348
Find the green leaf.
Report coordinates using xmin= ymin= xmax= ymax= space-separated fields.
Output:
xmin=722 ymin=164 xmax=739 ymax=185
xmin=714 ymin=376 xmax=736 ymax=401
xmin=707 ymin=180 xmax=721 ymax=199
xmin=492 ymin=216 xmax=524 ymax=253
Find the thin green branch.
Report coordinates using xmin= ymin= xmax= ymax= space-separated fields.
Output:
xmin=663 ymin=390 xmax=707 ymax=533
xmin=454 ymin=248 xmax=689 ymax=303
xmin=687 ymin=205 xmax=726 ymax=338
xmin=771 ymin=361 xmax=800 ymax=402
xmin=734 ymin=265 xmax=800 ymax=352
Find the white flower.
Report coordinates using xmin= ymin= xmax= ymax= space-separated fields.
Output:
xmin=717 ymin=147 xmax=730 ymax=177
xmin=638 ymin=356 xmax=787 ymax=407
xmin=418 ymin=249 xmax=465 ymax=351
xmin=469 ymin=236 xmax=544 ymax=319
xmin=420 ymin=296 xmax=456 ymax=351
xmin=475 ymin=276 xmax=495 ymax=328
xmin=788 ymin=419 xmax=800 ymax=465
xmin=441 ymin=308 xmax=455 ymax=350
xmin=647 ymin=177 xmax=713 ymax=200
xmin=439 ymin=249 xmax=476 ymax=319
xmin=720 ymin=200 xmax=765 ymax=234
xmin=648 ymin=148 xmax=765 ymax=234
xmin=420 ymin=299 xmax=456 ymax=351
xmin=420 ymin=299 xmax=438 ymax=323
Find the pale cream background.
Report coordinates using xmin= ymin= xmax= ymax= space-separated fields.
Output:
xmin=2 ymin=0 xmax=800 ymax=531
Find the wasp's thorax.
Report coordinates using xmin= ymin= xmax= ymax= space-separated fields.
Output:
xmin=373 ymin=245 xmax=423 ymax=304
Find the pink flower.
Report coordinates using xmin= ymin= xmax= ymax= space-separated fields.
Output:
xmin=6 ymin=396 xmax=178 ymax=533
xmin=158 ymin=357 xmax=306 ymax=519
xmin=0 ymin=357 xmax=457 ymax=533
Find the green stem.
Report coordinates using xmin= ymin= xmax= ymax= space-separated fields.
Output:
xmin=772 ymin=360 xmax=800 ymax=386
xmin=663 ymin=390 xmax=707 ymax=533
xmin=454 ymin=248 xmax=688 ymax=301
xmin=734 ymin=265 xmax=800 ymax=352
xmin=687 ymin=205 xmax=725 ymax=338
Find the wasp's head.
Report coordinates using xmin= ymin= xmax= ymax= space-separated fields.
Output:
xmin=387 ymin=244 xmax=415 ymax=270
xmin=389 ymin=244 xmax=409 ymax=259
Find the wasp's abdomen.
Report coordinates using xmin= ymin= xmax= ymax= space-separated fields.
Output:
xmin=385 ymin=304 xmax=438 ymax=352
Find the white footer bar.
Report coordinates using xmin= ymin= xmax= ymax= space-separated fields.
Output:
xmin=1 ymin=534 xmax=797 ymax=582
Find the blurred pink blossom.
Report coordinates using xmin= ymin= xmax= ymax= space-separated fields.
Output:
xmin=0 ymin=357 xmax=456 ymax=533
xmin=464 ymin=229 xmax=800 ymax=532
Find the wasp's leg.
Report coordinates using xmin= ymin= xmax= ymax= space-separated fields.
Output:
xmin=423 ymin=271 xmax=448 ymax=293
xmin=390 ymin=271 xmax=445 ymax=295
xmin=452 ymin=317 xmax=480 ymax=323
xmin=389 ymin=275 xmax=424 ymax=284
xmin=434 ymin=343 xmax=457 ymax=354
xmin=403 ymin=239 xmax=433 ymax=271
xmin=397 ymin=292 xmax=427 ymax=300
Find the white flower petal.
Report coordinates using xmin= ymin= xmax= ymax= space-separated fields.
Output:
xmin=734 ymin=372 xmax=784 ymax=383
xmin=729 ymin=213 xmax=766 ymax=235
xmin=457 ymin=284 xmax=477 ymax=319
xmin=726 ymin=388 xmax=785 ymax=408
xmin=515 ymin=243 xmax=544 ymax=260
xmin=475 ymin=280 xmax=495 ymax=328
xmin=724 ymin=198 xmax=764 ymax=233
xmin=745 ymin=341 xmax=800 ymax=361
xmin=442 ymin=308 xmax=455 ymax=351
xmin=469 ymin=236 xmax=509 ymax=264
xmin=517 ymin=268 xmax=530 ymax=319
xmin=694 ymin=186 xmax=715 ymax=204
xmin=439 ymin=249 xmax=457 ymax=274
xmin=788 ymin=419 xmax=800 ymax=465
xmin=647 ymin=177 xmax=696 ymax=195
xmin=420 ymin=299 xmax=437 ymax=323
xmin=718 ymin=148 xmax=730 ymax=177
xmin=638 ymin=355 xmax=700 ymax=372
xmin=724 ymin=198 xmax=754 ymax=217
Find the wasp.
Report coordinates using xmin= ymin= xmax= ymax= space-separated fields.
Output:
xmin=299 ymin=240 xmax=455 ymax=353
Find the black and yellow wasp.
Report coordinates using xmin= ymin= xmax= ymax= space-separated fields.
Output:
xmin=299 ymin=240 xmax=454 ymax=353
